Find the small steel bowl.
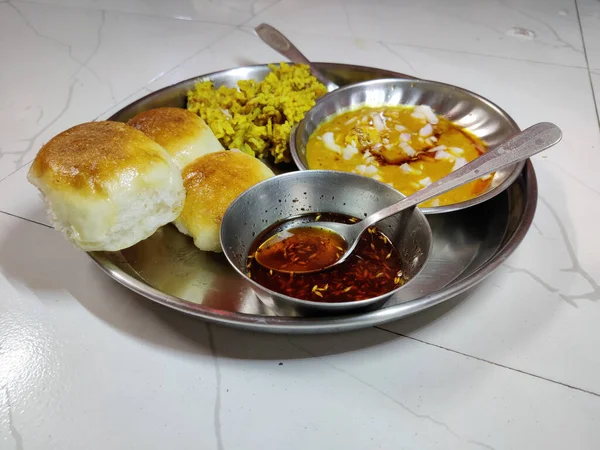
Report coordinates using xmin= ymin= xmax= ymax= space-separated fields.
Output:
xmin=220 ymin=170 xmax=432 ymax=315
xmin=290 ymin=78 xmax=523 ymax=214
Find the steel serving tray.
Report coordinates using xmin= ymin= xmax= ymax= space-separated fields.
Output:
xmin=88 ymin=63 xmax=536 ymax=333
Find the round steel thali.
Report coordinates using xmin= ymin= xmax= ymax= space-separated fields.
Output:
xmin=89 ymin=63 xmax=537 ymax=334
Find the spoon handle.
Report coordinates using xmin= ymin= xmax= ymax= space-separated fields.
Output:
xmin=254 ymin=23 xmax=338 ymax=90
xmin=360 ymin=122 xmax=562 ymax=230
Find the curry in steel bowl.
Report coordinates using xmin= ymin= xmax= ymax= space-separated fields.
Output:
xmin=305 ymin=105 xmax=493 ymax=208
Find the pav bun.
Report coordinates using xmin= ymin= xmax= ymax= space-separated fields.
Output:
xmin=27 ymin=121 xmax=185 ymax=251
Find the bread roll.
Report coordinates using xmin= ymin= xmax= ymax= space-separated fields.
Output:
xmin=174 ymin=150 xmax=274 ymax=252
xmin=127 ymin=107 xmax=224 ymax=170
xmin=27 ymin=121 xmax=185 ymax=251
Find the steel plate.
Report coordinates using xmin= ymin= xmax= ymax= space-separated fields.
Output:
xmin=89 ymin=63 xmax=537 ymax=333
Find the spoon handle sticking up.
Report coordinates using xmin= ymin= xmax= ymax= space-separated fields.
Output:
xmin=254 ymin=23 xmax=339 ymax=92
xmin=359 ymin=122 xmax=562 ymax=231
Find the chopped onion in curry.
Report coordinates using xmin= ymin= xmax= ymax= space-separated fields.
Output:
xmin=306 ymin=105 xmax=493 ymax=207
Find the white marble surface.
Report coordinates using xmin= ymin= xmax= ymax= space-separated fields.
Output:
xmin=1 ymin=0 xmax=600 ymax=449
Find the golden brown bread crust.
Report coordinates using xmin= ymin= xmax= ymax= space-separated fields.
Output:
xmin=178 ymin=151 xmax=274 ymax=230
xmin=127 ymin=108 xmax=201 ymax=144
xmin=127 ymin=107 xmax=222 ymax=168
xmin=29 ymin=121 xmax=168 ymax=195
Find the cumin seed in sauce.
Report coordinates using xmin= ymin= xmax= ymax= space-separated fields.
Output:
xmin=247 ymin=212 xmax=407 ymax=303
xmin=255 ymin=227 xmax=347 ymax=273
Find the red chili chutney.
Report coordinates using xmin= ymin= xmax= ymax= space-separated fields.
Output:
xmin=254 ymin=226 xmax=347 ymax=273
xmin=246 ymin=212 xmax=407 ymax=303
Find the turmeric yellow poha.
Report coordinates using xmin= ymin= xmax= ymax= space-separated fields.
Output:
xmin=186 ymin=63 xmax=327 ymax=164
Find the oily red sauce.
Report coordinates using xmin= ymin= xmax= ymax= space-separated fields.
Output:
xmin=254 ymin=226 xmax=347 ymax=273
xmin=247 ymin=213 xmax=407 ymax=303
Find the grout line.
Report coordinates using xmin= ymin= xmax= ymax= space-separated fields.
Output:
xmin=374 ymin=326 xmax=600 ymax=398
xmin=574 ymin=0 xmax=600 ymax=127
xmin=0 ymin=210 xmax=52 ymax=229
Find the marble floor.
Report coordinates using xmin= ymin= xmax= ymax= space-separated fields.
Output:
xmin=1 ymin=0 xmax=600 ymax=449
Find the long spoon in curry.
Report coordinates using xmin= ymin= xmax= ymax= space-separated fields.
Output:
xmin=255 ymin=122 xmax=562 ymax=274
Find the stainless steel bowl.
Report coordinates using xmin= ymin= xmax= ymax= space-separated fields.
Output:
xmin=290 ymin=78 xmax=523 ymax=214
xmin=220 ymin=170 xmax=432 ymax=314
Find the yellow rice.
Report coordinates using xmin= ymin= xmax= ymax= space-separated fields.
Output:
xmin=186 ymin=63 xmax=327 ymax=164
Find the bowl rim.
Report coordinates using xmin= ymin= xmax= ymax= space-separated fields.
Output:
xmin=219 ymin=169 xmax=434 ymax=311
xmin=289 ymin=77 xmax=525 ymax=215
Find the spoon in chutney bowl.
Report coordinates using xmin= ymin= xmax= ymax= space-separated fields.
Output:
xmin=253 ymin=122 xmax=562 ymax=275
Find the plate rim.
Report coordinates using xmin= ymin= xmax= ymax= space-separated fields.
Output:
xmin=91 ymin=62 xmax=537 ymax=333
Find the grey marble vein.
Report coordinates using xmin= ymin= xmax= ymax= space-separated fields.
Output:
xmin=540 ymin=196 xmax=600 ymax=303
xmin=72 ymin=11 xmax=106 ymax=77
xmin=240 ymin=0 xmax=281 ymax=25
xmin=6 ymin=1 xmax=84 ymax=69
xmin=378 ymin=41 xmax=418 ymax=76
xmin=250 ymin=0 xmax=270 ymax=16
xmin=74 ymin=11 xmax=117 ymax=103
xmin=207 ymin=325 xmax=224 ymax=450
xmin=502 ymin=262 xmax=575 ymax=303
xmin=544 ymin=160 xmax=600 ymax=197
xmin=246 ymin=0 xmax=282 ymax=22
xmin=144 ymin=26 xmax=237 ymax=89
xmin=207 ymin=0 xmax=263 ymax=15
xmin=378 ymin=39 xmax=586 ymax=71
xmin=4 ymin=386 xmax=24 ymax=450
xmin=503 ymin=196 xmax=599 ymax=305
xmin=531 ymin=222 xmax=544 ymax=236
xmin=8 ymin=2 xmax=113 ymax=104
xmin=7 ymin=1 xmax=70 ymax=53
xmin=35 ymin=106 xmax=44 ymax=124
xmin=451 ymin=10 xmax=508 ymax=39
xmin=286 ymin=338 xmax=495 ymax=450
xmin=237 ymin=26 xmax=257 ymax=38
xmin=340 ymin=1 xmax=357 ymax=36
xmin=516 ymin=8 xmax=583 ymax=54
xmin=0 ymin=78 xmax=77 ymax=183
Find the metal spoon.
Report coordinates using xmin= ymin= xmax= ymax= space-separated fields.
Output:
xmin=255 ymin=122 xmax=562 ymax=274
xmin=254 ymin=23 xmax=339 ymax=92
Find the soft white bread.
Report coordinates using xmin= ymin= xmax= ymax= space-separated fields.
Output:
xmin=127 ymin=107 xmax=224 ymax=170
xmin=174 ymin=150 xmax=274 ymax=252
xmin=27 ymin=121 xmax=186 ymax=251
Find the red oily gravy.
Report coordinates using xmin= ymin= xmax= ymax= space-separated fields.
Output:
xmin=254 ymin=226 xmax=347 ymax=273
xmin=247 ymin=212 xmax=407 ymax=303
